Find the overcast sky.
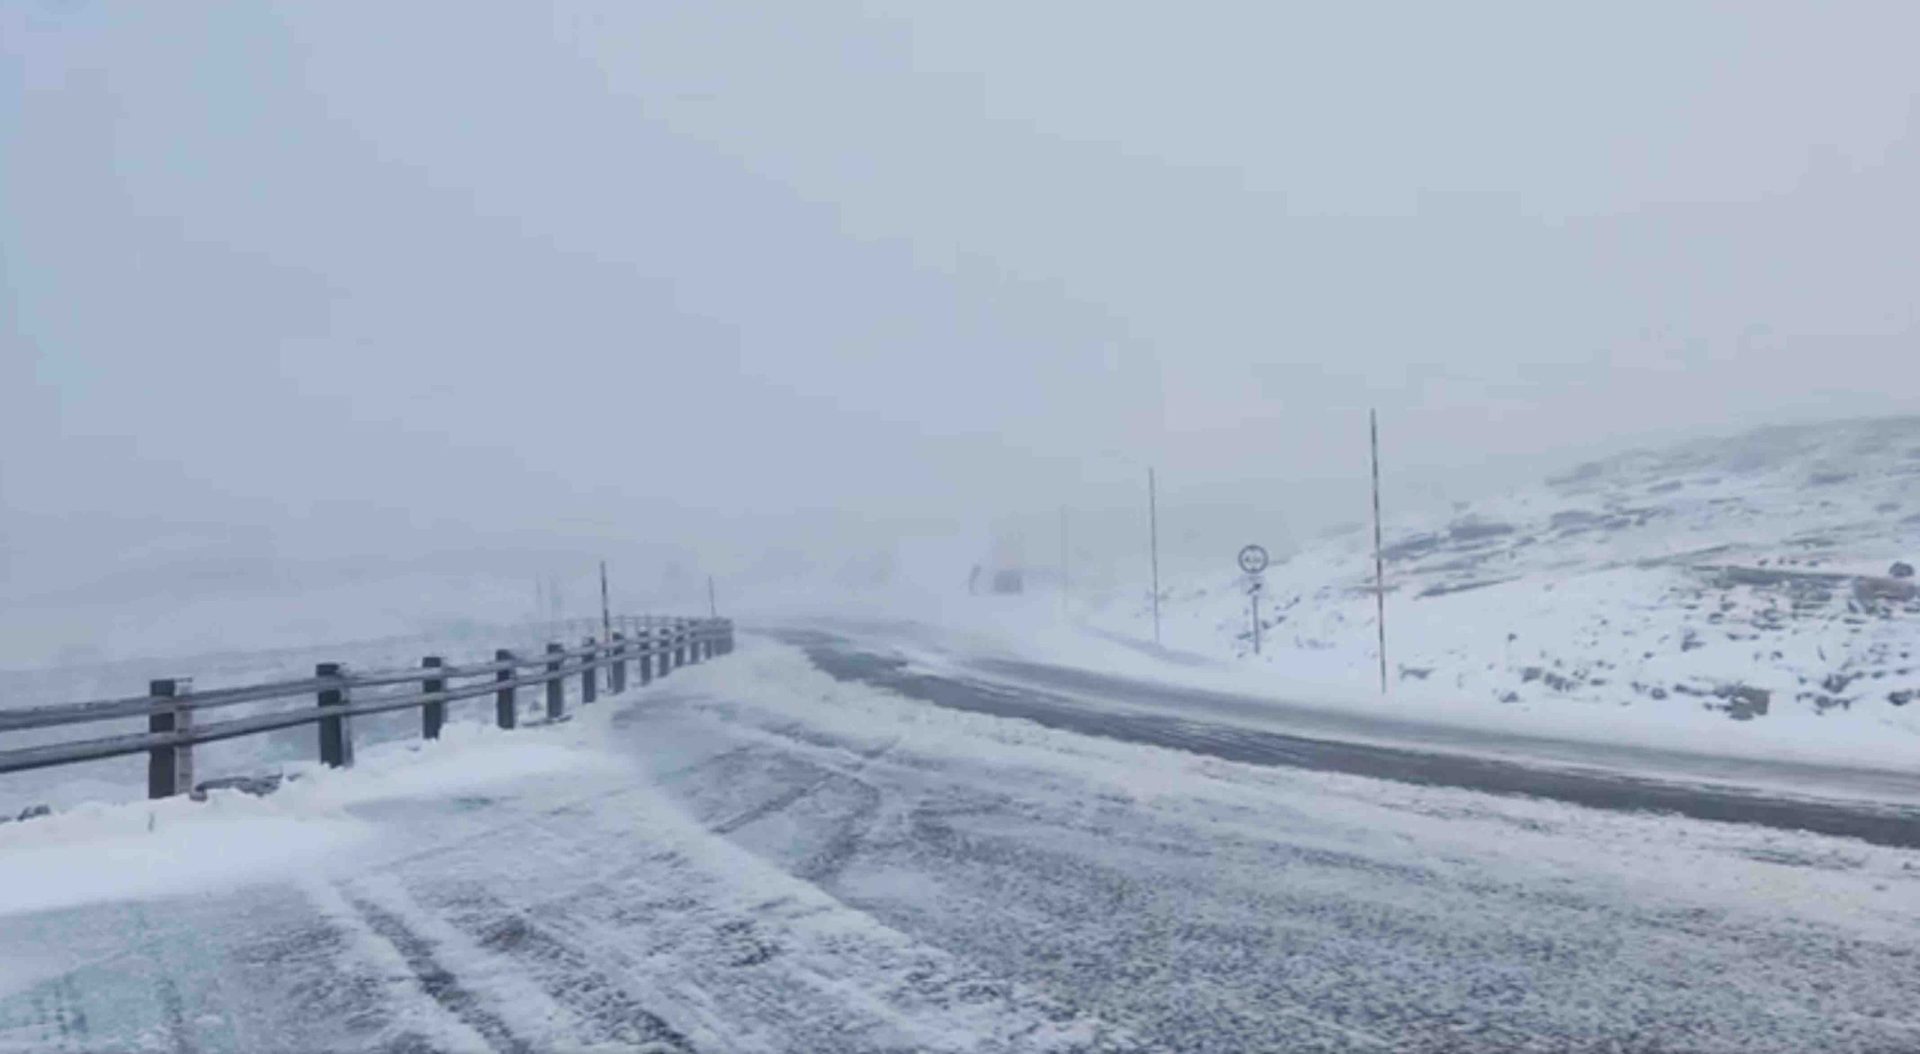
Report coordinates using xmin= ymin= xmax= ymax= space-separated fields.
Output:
xmin=5 ymin=1 xmax=1919 ymax=598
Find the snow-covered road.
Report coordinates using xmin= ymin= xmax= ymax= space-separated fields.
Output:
xmin=783 ymin=627 xmax=1920 ymax=847
xmin=4 ymin=635 xmax=1918 ymax=1052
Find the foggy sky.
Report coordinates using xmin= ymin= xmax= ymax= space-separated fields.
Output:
xmin=6 ymin=2 xmax=1919 ymax=600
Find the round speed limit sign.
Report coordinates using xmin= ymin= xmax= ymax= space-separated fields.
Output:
xmin=1237 ymin=544 xmax=1270 ymax=575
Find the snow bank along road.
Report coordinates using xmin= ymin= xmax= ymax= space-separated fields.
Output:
xmin=3 ymin=634 xmax=1918 ymax=1052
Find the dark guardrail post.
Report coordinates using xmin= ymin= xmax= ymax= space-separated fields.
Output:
xmin=422 ymin=656 xmax=446 ymax=740
xmin=495 ymin=649 xmax=517 ymax=729
xmin=611 ymin=632 xmax=627 ymax=694
xmin=545 ymin=642 xmax=564 ymax=719
xmin=317 ymin=663 xmax=353 ymax=768
xmin=147 ymin=677 xmax=194 ymax=799
xmin=580 ymin=637 xmax=597 ymax=706
xmin=638 ymin=625 xmax=654 ymax=685
xmin=688 ymin=622 xmax=703 ymax=665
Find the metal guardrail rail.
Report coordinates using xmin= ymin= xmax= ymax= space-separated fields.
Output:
xmin=0 ymin=614 xmax=736 ymax=799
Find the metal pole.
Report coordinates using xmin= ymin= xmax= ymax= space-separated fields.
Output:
xmin=1059 ymin=506 xmax=1069 ymax=618
xmin=1251 ymin=591 xmax=1261 ymax=656
xmin=599 ymin=560 xmax=612 ymax=643
xmin=708 ymin=574 xmax=718 ymax=618
xmin=1148 ymin=467 xmax=1161 ymax=645
xmin=1371 ymin=409 xmax=1388 ymax=694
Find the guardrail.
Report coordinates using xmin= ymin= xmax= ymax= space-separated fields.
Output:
xmin=0 ymin=614 xmax=735 ymax=799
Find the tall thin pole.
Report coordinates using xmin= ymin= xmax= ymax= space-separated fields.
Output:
xmin=707 ymin=574 xmax=718 ymax=618
xmin=1148 ymin=466 xmax=1161 ymax=645
xmin=599 ymin=560 xmax=612 ymax=643
xmin=1059 ymin=506 xmax=1070 ymax=618
xmin=1370 ymin=410 xmax=1388 ymax=694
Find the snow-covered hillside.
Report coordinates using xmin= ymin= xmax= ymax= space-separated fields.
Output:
xmin=1095 ymin=417 xmax=1920 ymax=726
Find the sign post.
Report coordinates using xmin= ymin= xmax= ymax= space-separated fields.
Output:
xmin=1148 ymin=468 xmax=1161 ymax=645
xmin=1237 ymin=545 xmax=1270 ymax=656
xmin=1371 ymin=409 xmax=1387 ymax=694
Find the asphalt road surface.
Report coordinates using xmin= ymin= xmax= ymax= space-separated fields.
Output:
xmin=776 ymin=627 xmax=1920 ymax=849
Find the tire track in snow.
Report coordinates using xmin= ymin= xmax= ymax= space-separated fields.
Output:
xmin=130 ymin=905 xmax=195 ymax=1054
xmin=335 ymin=893 xmax=530 ymax=1054
xmin=336 ymin=732 xmax=1139 ymax=1053
xmin=710 ymin=736 xmax=897 ymax=837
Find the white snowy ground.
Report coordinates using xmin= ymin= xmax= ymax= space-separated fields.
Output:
xmin=4 ymin=636 xmax=1918 ymax=1053
xmin=1025 ymin=418 xmax=1920 ymax=767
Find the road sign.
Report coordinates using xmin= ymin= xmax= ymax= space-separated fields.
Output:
xmin=1237 ymin=544 xmax=1270 ymax=575
xmin=1237 ymin=545 xmax=1270 ymax=655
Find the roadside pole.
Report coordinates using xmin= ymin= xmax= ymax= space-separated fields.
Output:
xmin=1059 ymin=506 xmax=1070 ymax=618
xmin=1370 ymin=410 xmax=1388 ymax=694
xmin=708 ymin=574 xmax=718 ymax=618
xmin=1148 ymin=467 xmax=1161 ymax=645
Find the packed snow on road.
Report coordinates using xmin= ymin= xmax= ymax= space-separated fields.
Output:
xmin=4 ymin=637 xmax=1917 ymax=1052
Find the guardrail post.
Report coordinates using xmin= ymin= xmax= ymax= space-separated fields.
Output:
xmin=638 ymin=626 xmax=654 ymax=685
xmin=611 ymin=632 xmax=627 ymax=694
xmin=422 ymin=656 xmax=446 ymax=740
xmin=317 ymin=663 xmax=353 ymax=768
xmin=688 ymin=623 xmax=703 ymax=665
xmin=674 ymin=622 xmax=687 ymax=669
xmin=546 ymin=642 xmax=565 ymax=719
xmin=147 ymin=678 xmax=194 ymax=799
xmin=580 ymin=637 xmax=597 ymax=705
xmin=495 ymin=649 xmax=517 ymax=729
